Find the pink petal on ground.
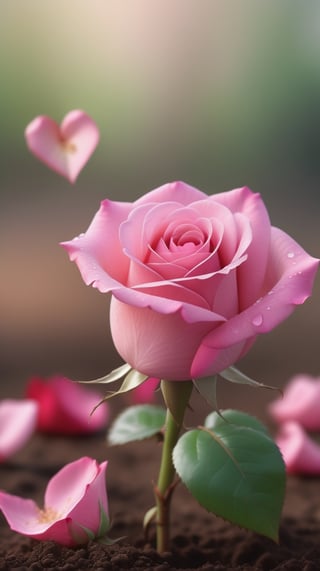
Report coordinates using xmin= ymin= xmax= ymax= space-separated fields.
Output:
xmin=269 ymin=375 xmax=320 ymax=431
xmin=276 ymin=422 xmax=320 ymax=474
xmin=26 ymin=375 xmax=108 ymax=435
xmin=0 ymin=457 xmax=109 ymax=546
xmin=0 ymin=494 xmax=53 ymax=534
xmin=25 ymin=110 xmax=99 ymax=183
xmin=44 ymin=457 xmax=101 ymax=513
xmin=0 ymin=400 xmax=38 ymax=461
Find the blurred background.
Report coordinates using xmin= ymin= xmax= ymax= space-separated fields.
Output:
xmin=1 ymin=1 xmax=319 ymax=413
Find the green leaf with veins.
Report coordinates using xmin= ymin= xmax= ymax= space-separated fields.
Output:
xmin=173 ymin=409 xmax=285 ymax=541
xmin=108 ymin=405 xmax=166 ymax=445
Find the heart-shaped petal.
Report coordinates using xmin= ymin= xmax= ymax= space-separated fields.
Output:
xmin=25 ymin=110 xmax=100 ymax=183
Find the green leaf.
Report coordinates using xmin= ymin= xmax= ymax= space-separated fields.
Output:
xmin=204 ymin=409 xmax=269 ymax=435
xmin=108 ymin=405 xmax=166 ymax=445
xmin=173 ymin=414 xmax=285 ymax=541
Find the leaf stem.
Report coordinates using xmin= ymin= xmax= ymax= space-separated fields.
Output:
xmin=154 ymin=380 xmax=192 ymax=553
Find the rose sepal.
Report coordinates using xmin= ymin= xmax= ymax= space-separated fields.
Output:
xmin=69 ymin=502 xmax=122 ymax=546
xmin=193 ymin=367 xmax=280 ymax=413
xmin=81 ymin=363 xmax=131 ymax=385
xmin=82 ymin=366 xmax=150 ymax=413
xmin=219 ymin=366 xmax=280 ymax=392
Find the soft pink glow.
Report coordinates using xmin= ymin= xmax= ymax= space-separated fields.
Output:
xmin=26 ymin=375 xmax=109 ymax=435
xmin=130 ymin=377 xmax=159 ymax=404
xmin=62 ymin=181 xmax=318 ymax=380
xmin=276 ymin=422 xmax=320 ymax=475
xmin=0 ymin=457 xmax=109 ymax=546
xmin=25 ymin=110 xmax=99 ymax=183
xmin=0 ymin=400 xmax=38 ymax=462
xmin=269 ymin=375 xmax=320 ymax=431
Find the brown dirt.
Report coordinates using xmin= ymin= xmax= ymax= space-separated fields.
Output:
xmin=1 ymin=387 xmax=320 ymax=571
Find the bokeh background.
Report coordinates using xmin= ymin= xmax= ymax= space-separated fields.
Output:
xmin=1 ymin=1 xmax=319 ymax=412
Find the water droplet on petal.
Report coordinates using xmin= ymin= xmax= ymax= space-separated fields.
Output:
xmin=252 ymin=314 xmax=263 ymax=327
xmin=287 ymin=252 xmax=295 ymax=258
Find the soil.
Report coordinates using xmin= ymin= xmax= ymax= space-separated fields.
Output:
xmin=1 ymin=386 xmax=320 ymax=571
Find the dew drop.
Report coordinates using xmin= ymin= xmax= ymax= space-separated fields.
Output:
xmin=287 ymin=252 xmax=295 ymax=258
xmin=252 ymin=314 xmax=263 ymax=327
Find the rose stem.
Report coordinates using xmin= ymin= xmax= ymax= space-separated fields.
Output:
xmin=155 ymin=380 xmax=193 ymax=553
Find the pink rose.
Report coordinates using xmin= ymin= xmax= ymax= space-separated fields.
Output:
xmin=62 ymin=181 xmax=318 ymax=380
xmin=0 ymin=457 xmax=109 ymax=546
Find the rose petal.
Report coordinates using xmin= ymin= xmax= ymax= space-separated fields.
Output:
xmin=135 ymin=180 xmax=207 ymax=206
xmin=0 ymin=494 xmax=51 ymax=534
xmin=130 ymin=377 xmax=159 ymax=404
xmin=0 ymin=400 xmax=38 ymax=461
xmin=26 ymin=376 xmax=108 ymax=434
xmin=269 ymin=375 xmax=320 ymax=430
xmin=25 ymin=110 xmax=99 ymax=183
xmin=0 ymin=457 xmax=109 ymax=546
xmin=191 ymin=338 xmax=251 ymax=379
xmin=196 ymin=227 xmax=319 ymax=350
xmin=44 ymin=457 xmax=103 ymax=514
xmin=276 ymin=422 xmax=320 ymax=474
xmin=110 ymin=298 xmax=220 ymax=379
xmin=212 ymin=187 xmax=271 ymax=309
xmin=61 ymin=199 xmax=132 ymax=289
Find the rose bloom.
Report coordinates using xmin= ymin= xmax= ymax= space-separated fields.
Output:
xmin=62 ymin=182 xmax=318 ymax=381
